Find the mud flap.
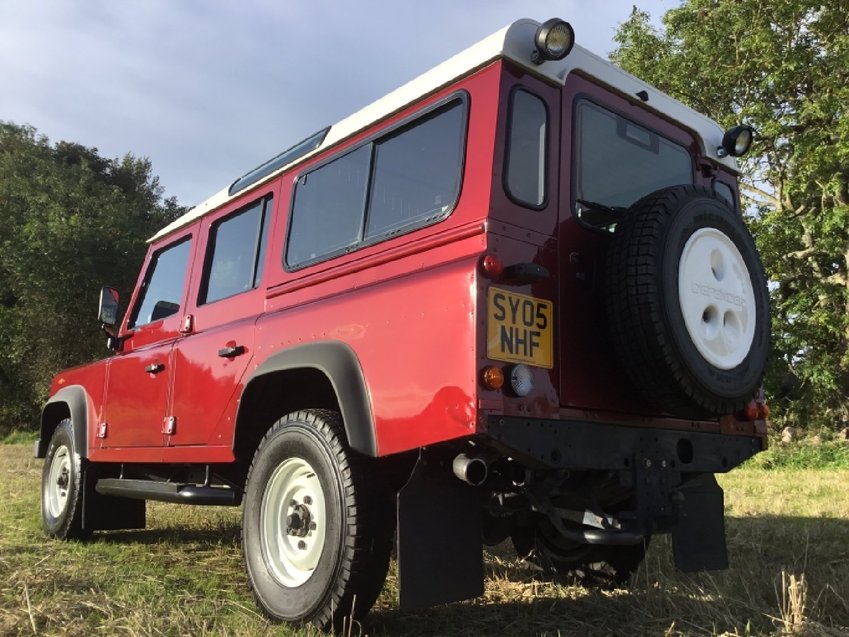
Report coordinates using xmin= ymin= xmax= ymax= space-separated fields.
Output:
xmin=672 ymin=473 xmax=728 ymax=572
xmin=82 ymin=464 xmax=146 ymax=532
xmin=397 ymin=456 xmax=484 ymax=609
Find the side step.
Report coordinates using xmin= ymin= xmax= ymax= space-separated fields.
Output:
xmin=96 ymin=478 xmax=242 ymax=506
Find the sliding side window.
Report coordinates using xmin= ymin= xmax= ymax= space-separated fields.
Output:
xmin=365 ymin=101 xmax=465 ymax=239
xmin=286 ymin=146 xmax=370 ymax=268
xmin=286 ymin=95 xmax=467 ymax=269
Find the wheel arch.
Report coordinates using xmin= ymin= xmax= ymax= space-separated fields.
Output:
xmin=37 ymin=385 xmax=90 ymax=459
xmin=234 ymin=341 xmax=377 ymax=461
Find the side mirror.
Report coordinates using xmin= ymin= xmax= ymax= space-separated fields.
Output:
xmin=98 ymin=287 xmax=120 ymax=327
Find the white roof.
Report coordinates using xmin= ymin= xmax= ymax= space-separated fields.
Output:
xmin=150 ymin=18 xmax=736 ymax=242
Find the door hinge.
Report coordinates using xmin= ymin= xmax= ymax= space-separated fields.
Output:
xmin=181 ymin=314 xmax=194 ymax=334
xmin=162 ymin=416 xmax=176 ymax=435
xmin=97 ymin=422 xmax=108 ymax=438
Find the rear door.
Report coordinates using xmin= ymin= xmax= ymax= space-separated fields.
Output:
xmin=557 ymin=73 xmax=698 ymax=414
xmin=168 ymin=192 xmax=274 ymax=446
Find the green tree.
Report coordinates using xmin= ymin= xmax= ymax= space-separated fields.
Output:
xmin=0 ymin=123 xmax=184 ymax=432
xmin=612 ymin=0 xmax=849 ymax=430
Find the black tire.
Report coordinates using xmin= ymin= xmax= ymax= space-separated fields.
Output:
xmin=512 ymin=520 xmax=647 ymax=587
xmin=41 ymin=419 xmax=90 ymax=540
xmin=242 ymin=409 xmax=393 ymax=631
xmin=605 ymin=185 xmax=770 ymax=418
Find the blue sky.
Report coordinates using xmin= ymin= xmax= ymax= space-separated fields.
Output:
xmin=1 ymin=1 xmax=676 ymax=208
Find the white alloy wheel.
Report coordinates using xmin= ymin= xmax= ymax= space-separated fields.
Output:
xmin=260 ymin=457 xmax=327 ymax=587
xmin=678 ymin=227 xmax=756 ymax=370
xmin=46 ymin=443 xmax=72 ymax=518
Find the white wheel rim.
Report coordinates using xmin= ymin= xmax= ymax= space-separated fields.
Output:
xmin=260 ymin=457 xmax=326 ymax=587
xmin=46 ymin=444 xmax=71 ymax=518
xmin=678 ymin=227 xmax=756 ymax=370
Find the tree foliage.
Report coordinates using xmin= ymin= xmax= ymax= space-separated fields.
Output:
xmin=612 ymin=0 xmax=849 ymax=429
xmin=0 ymin=123 xmax=183 ymax=431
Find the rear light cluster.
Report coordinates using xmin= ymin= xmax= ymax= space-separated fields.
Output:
xmin=481 ymin=254 xmax=504 ymax=279
xmin=742 ymin=399 xmax=770 ymax=421
xmin=481 ymin=364 xmax=535 ymax=396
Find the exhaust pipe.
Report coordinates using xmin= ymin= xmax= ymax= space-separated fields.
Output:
xmin=452 ymin=453 xmax=488 ymax=486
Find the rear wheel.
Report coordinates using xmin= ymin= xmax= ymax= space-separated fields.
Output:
xmin=41 ymin=419 xmax=90 ymax=540
xmin=242 ymin=409 xmax=393 ymax=631
xmin=512 ymin=519 xmax=647 ymax=587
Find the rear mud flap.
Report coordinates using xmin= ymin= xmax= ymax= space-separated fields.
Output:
xmin=397 ymin=456 xmax=484 ymax=609
xmin=672 ymin=474 xmax=728 ymax=572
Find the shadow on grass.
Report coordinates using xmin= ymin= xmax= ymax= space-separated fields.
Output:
xmin=79 ymin=515 xmax=849 ymax=635
xmin=96 ymin=524 xmax=241 ymax=546
xmin=368 ymin=515 xmax=849 ymax=636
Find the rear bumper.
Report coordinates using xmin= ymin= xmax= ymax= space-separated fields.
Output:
xmin=485 ymin=415 xmax=764 ymax=473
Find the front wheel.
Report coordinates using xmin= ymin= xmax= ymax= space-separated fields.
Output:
xmin=41 ymin=419 xmax=89 ymax=540
xmin=242 ymin=410 xmax=393 ymax=631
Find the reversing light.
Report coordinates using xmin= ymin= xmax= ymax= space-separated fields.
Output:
xmin=482 ymin=366 xmax=505 ymax=391
xmin=532 ymin=18 xmax=575 ymax=64
xmin=718 ymin=125 xmax=754 ymax=158
xmin=510 ymin=364 xmax=534 ymax=397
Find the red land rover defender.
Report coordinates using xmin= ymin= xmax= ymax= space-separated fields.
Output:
xmin=37 ymin=18 xmax=769 ymax=630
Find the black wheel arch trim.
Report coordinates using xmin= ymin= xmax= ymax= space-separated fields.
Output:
xmin=237 ymin=341 xmax=378 ymax=457
xmin=37 ymin=385 xmax=90 ymax=459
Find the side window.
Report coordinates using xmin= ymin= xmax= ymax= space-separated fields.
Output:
xmin=713 ymin=180 xmax=737 ymax=211
xmin=129 ymin=238 xmax=192 ymax=329
xmin=365 ymin=101 xmax=465 ymax=239
xmin=286 ymin=95 xmax=467 ymax=269
xmin=201 ymin=197 xmax=271 ymax=304
xmin=286 ymin=146 xmax=370 ymax=267
xmin=504 ymin=89 xmax=548 ymax=207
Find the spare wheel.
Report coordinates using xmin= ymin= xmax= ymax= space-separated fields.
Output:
xmin=604 ymin=185 xmax=770 ymax=418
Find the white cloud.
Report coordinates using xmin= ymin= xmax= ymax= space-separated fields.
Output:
xmin=0 ymin=0 xmax=676 ymax=207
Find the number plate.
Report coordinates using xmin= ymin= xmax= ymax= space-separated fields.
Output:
xmin=487 ymin=288 xmax=553 ymax=368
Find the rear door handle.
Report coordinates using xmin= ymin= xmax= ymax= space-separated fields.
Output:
xmin=218 ymin=344 xmax=245 ymax=358
xmin=144 ymin=362 xmax=165 ymax=374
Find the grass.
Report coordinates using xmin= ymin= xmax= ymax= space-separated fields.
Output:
xmin=743 ymin=440 xmax=849 ymax=471
xmin=1 ymin=444 xmax=848 ymax=636
xmin=1 ymin=429 xmax=37 ymax=446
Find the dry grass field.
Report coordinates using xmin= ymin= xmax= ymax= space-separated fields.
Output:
xmin=1 ymin=443 xmax=847 ymax=636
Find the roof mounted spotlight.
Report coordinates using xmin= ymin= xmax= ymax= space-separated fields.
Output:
xmin=717 ymin=125 xmax=755 ymax=158
xmin=532 ymin=18 xmax=575 ymax=65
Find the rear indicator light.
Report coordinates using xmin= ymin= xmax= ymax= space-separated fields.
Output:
xmin=482 ymin=366 xmax=505 ymax=390
xmin=757 ymin=402 xmax=770 ymax=420
xmin=481 ymin=254 xmax=504 ymax=279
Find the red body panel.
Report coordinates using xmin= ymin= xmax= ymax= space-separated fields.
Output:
xmin=46 ymin=59 xmax=762 ymax=467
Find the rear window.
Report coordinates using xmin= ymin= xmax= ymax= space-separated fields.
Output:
xmin=574 ymin=99 xmax=692 ymax=229
xmin=286 ymin=96 xmax=467 ymax=269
